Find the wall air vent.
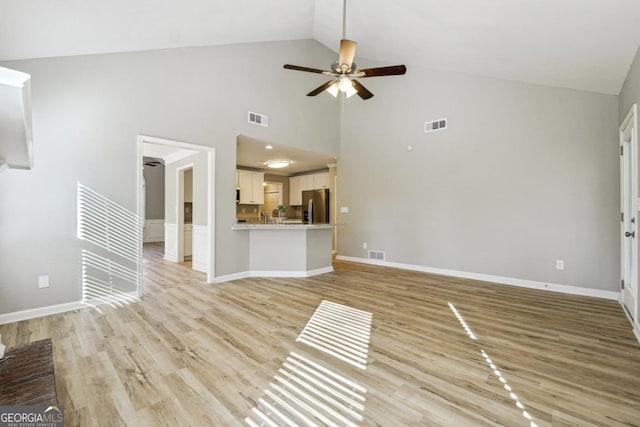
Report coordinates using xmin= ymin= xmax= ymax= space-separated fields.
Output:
xmin=425 ymin=118 xmax=447 ymax=133
xmin=368 ymin=250 xmax=385 ymax=261
xmin=248 ymin=111 xmax=269 ymax=127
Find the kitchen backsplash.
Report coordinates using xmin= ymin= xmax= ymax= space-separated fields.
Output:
xmin=236 ymin=204 xmax=301 ymax=221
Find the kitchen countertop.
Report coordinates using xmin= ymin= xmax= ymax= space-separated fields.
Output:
xmin=232 ymin=223 xmax=337 ymax=230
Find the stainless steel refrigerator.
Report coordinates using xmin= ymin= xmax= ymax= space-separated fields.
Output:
xmin=302 ymin=189 xmax=330 ymax=224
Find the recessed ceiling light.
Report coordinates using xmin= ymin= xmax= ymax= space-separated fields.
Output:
xmin=266 ymin=160 xmax=291 ymax=169
xmin=265 ymin=145 xmax=273 ymax=150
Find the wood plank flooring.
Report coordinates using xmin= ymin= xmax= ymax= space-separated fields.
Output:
xmin=1 ymin=242 xmax=640 ymax=426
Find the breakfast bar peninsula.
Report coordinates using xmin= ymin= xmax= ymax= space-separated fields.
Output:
xmin=232 ymin=223 xmax=335 ymax=277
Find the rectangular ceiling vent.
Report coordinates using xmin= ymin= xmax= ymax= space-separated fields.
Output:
xmin=248 ymin=111 xmax=269 ymax=127
xmin=368 ymin=250 xmax=385 ymax=261
xmin=425 ymin=118 xmax=447 ymax=133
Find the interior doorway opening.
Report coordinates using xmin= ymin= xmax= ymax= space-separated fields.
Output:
xmin=137 ymin=135 xmax=216 ymax=292
xmin=263 ymin=181 xmax=284 ymax=220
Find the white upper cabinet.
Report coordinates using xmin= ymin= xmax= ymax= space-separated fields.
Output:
xmin=289 ymin=176 xmax=302 ymax=206
xmin=289 ymin=172 xmax=329 ymax=205
xmin=312 ymin=172 xmax=329 ymax=189
xmin=300 ymin=174 xmax=314 ymax=192
xmin=237 ymin=170 xmax=264 ymax=204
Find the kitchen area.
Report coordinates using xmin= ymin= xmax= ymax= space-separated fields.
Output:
xmin=233 ymin=135 xmax=338 ymax=277
xmin=236 ymin=170 xmax=331 ymax=224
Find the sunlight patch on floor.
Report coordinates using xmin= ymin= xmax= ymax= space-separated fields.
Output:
xmin=245 ymin=352 xmax=367 ymax=427
xmin=448 ymin=302 xmax=538 ymax=427
xmin=296 ymin=300 xmax=372 ymax=370
xmin=246 ymin=300 xmax=372 ymax=426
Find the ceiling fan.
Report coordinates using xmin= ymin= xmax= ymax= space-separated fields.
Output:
xmin=283 ymin=0 xmax=406 ymax=100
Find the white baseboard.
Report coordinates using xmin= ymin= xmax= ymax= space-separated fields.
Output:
xmin=0 ymin=301 xmax=86 ymax=325
xmin=215 ymin=271 xmax=251 ymax=283
xmin=250 ymin=267 xmax=334 ymax=278
xmin=215 ymin=266 xmax=334 ymax=283
xmin=336 ymin=255 xmax=620 ymax=301
xmin=620 ymin=299 xmax=640 ymax=344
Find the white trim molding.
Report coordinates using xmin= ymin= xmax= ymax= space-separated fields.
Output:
xmin=0 ymin=301 xmax=86 ymax=325
xmin=143 ymin=219 xmax=165 ymax=243
xmin=192 ymin=225 xmax=209 ymax=273
xmin=164 ymin=222 xmax=178 ymax=262
xmin=215 ymin=267 xmax=334 ymax=284
xmin=336 ymin=255 xmax=620 ymax=301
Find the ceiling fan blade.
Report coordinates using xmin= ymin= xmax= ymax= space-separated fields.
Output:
xmin=352 ymin=80 xmax=374 ymax=100
xmin=284 ymin=64 xmax=333 ymax=75
xmin=307 ymin=80 xmax=337 ymax=97
xmin=338 ymin=39 xmax=358 ymax=71
xmin=355 ymin=65 xmax=407 ymax=78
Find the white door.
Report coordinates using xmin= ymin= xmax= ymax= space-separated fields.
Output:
xmin=621 ymin=104 xmax=638 ymax=323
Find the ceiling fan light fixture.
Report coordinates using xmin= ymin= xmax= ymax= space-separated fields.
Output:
xmin=344 ymin=82 xmax=358 ymax=98
xmin=266 ymin=160 xmax=292 ymax=169
xmin=336 ymin=76 xmax=357 ymax=98
xmin=327 ymin=82 xmax=339 ymax=97
xmin=338 ymin=77 xmax=352 ymax=92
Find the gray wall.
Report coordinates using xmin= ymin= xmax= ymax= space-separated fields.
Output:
xmin=337 ymin=62 xmax=620 ymax=291
xmin=0 ymin=39 xmax=339 ymax=314
xmin=142 ymin=158 xmax=165 ymax=219
xmin=620 ymin=46 xmax=640 ymax=122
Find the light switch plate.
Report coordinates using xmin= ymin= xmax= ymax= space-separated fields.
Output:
xmin=340 ymin=207 xmax=349 ymax=213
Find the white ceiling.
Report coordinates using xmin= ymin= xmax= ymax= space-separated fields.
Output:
xmin=1 ymin=0 xmax=639 ymax=94
xmin=143 ymin=142 xmax=199 ymax=164
xmin=237 ymin=135 xmax=336 ymax=176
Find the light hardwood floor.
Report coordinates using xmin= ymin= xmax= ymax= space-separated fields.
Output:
xmin=1 ymin=243 xmax=640 ymax=426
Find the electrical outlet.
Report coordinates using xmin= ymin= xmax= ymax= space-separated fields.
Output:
xmin=556 ymin=260 xmax=564 ymax=270
xmin=363 ymin=242 xmax=368 ymax=249
xmin=38 ymin=275 xmax=50 ymax=289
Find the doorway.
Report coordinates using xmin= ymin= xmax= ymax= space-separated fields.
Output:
xmin=137 ymin=135 xmax=216 ymax=292
xmin=263 ymin=182 xmax=283 ymax=219
xmin=176 ymin=165 xmax=194 ymax=263
xmin=620 ymin=104 xmax=639 ymax=334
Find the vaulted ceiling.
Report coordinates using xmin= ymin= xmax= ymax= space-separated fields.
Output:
xmin=1 ymin=0 xmax=639 ymax=94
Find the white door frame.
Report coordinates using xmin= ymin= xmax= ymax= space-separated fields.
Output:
xmin=620 ymin=103 xmax=639 ymax=341
xmin=137 ymin=135 xmax=216 ymax=292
